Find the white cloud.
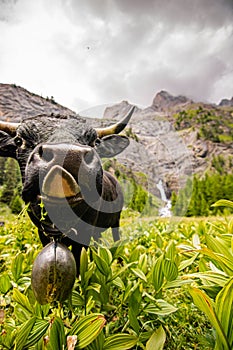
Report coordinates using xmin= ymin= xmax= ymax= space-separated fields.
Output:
xmin=0 ymin=0 xmax=232 ymax=113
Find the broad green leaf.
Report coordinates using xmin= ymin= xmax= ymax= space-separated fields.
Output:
xmin=122 ymin=281 xmax=140 ymax=303
xmin=144 ymin=300 xmax=178 ymax=316
xmin=199 ymin=248 xmax=233 ymax=275
xmin=212 ymin=199 xmax=233 ymax=210
xmin=138 ymin=253 xmax=148 ymax=274
xmin=129 ymin=306 xmax=140 ymax=334
xmin=98 ymin=247 xmax=112 ymax=266
xmin=1 ymin=324 xmax=16 ymax=349
xmin=12 ymin=288 xmax=33 ymax=314
xmin=34 ymin=302 xmax=50 ymax=319
xmin=228 ymin=217 xmax=233 ymax=235
xmin=80 ymin=247 xmax=88 ymax=283
xmin=85 ymin=296 xmax=96 ymax=315
xmin=215 ymin=277 xmax=233 ymax=347
xmin=103 ymin=334 xmax=138 ymax=350
xmin=130 ymin=244 xmax=147 ymax=262
xmin=11 ymin=253 xmax=24 ymax=282
xmin=23 ymin=318 xmax=49 ymax=348
xmin=166 ymin=240 xmax=176 ymax=260
xmin=86 ymin=283 xmax=102 ymax=293
xmin=162 ymin=259 xmax=178 ymax=281
xmin=189 ymin=287 xmax=230 ymax=350
xmin=192 ymin=233 xmax=201 ymax=249
xmin=111 ymin=276 xmax=125 ymax=289
xmin=92 ymin=252 xmax=111 ymax=277
xmin=0 ymin=273 xmax=11 ymax=294
xmin=205 ymin=234 xmax=233 ymax=262
xmin=84 ymin=262 xmax=96 ymax=285
xmin=152 ymin=255 xmax=164 ymax=292
xmin=14 ymin=316 xmax=37 ymax=350
xmin=86 ymin=332 xmax=104 ymax=350
xmin=14 ymin=305 xmax=33 ymax=323
xmin=107 ymin=262 xmax=136 ymax=283
xmin=131 ymin=268 xmax=147 ymax=282
xmin=129 ymin=286 xmax=142 ymax=316
xmin=178 ymin=253 xmax=199 ymax=271
xmin=201 ymin=285 xmax=222 ymax=299
xmin=183 ymin=271 xmax=228 ymax=287
xmin=146 ymin=325 xmax=166 ymax=350
xmin=17 ymin=276 xmax=31 ymax=288
xmin=48 ymin=317 xmax=66 ymax=350
xmin=199 ymin=271 xmax=228 ymax=286
xmin=69 ymin=313 xmax=106 ymax=349
xmin=165 ymin=277 xmax=193 ymax=289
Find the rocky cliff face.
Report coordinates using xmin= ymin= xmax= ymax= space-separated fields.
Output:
xmin=0 ymin=83 xmax=232 ymax=197
xmin=101 ymin=91 xmax=233 ymax=196
xmin=0 ymin=84 xmax=76 ymax=121
xmin=151 ymin=90 xmax=193 ymax=111
xmin=219 ymin=96 xmax=233 ymax=107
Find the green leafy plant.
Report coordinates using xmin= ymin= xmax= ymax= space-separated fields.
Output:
xmin=1 ymin=203 xmax=233 ymax=349
xmin=188 ymin=200 xmax=233 ymax=349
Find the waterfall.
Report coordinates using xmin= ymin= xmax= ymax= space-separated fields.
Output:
xmin=156 ymin=180 xmax=172 ymax=217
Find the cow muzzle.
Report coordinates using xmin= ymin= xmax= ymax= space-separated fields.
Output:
xmin=24 ymin=142 xmax=103 ymax=204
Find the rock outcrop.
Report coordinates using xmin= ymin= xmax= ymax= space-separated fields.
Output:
xmin=0 ymin=84 xmax=76 ymax=121
xmin=219 ymin=96 xmax=233 ymax=107
xmin=151 ymin=90 xmax=192 ymax=111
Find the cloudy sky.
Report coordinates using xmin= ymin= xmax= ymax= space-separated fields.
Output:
xmin=0 ymin=0 xmax=233 ymax=114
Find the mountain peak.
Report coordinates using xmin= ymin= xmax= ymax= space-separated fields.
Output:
xmin=219 ymin=96 xmax=233 ymax=107
xmin=103 ymin=100 xmax=135 ymax=120
xmin=152 ymin=90 xmax=193 ymax=110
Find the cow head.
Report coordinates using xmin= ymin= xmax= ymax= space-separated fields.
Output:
xmin=0 ymin=107 xmax=135 ymax=239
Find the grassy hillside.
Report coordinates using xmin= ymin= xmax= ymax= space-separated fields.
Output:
xmin=173 ymin=105 xmax=233 ymax=144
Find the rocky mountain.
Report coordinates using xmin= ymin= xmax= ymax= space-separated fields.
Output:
xmin=0 ymin=83 xmax=232 ymax=197
xmin=102 ymin=91 xmax=233 ymax=196
xmin=0 ymin=84 xmax=76 ymax=121
xmin=219 ymin=96 xmax=233 ymax=107
xmin=151 ymin=90 xmax=193 ymax=111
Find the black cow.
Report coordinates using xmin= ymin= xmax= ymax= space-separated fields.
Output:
xmin=0 ymin=107 xmax=135 ymax=272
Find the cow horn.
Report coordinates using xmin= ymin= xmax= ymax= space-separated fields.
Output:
xmin=96 ymin=106 xmax=135 ymax=138
xmin=0 ymin=121 xmax=19 ymax=136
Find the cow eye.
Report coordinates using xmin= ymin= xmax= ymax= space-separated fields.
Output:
xmin=95 ymin=138 xmax=101 ymax=146
xmin=14 ymin=136 xmax=23 ymax=147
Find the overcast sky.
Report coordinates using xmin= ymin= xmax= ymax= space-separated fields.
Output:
xmin=0 ymin=0 xmax=233 ymax=114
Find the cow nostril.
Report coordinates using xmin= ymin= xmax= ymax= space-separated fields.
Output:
xmin=38 ymin=146 xmax=43 ymax=158
xmin=39 ymin=146 xmax=54 ymax=162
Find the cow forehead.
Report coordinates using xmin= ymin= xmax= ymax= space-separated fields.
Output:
xmin=17 ymin=116 xmax=97 ymax=145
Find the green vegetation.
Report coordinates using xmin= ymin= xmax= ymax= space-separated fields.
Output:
xmin=0 ymin=158 xmax=6 ymax=185
xmin=171 ymin=151 xmax=233 ymax=218
xmin=125 ymin=127 xmax=139 ymax=142
xmin=173 ymin=107 xmax=233 ymax=143
xmin=171 ymin=173 xmax=233 ymax=217
xmin=1 ymin=200 xmax=233 ymax=349
xmin=103 ymin=159 xmax=159 ymax=216
xmin=0 ymin=158 xmax=23 ymax=214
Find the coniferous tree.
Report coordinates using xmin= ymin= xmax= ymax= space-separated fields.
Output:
xmin=10 ymin=195 xmax=23 ymax=214
xmin=1 ymin=158 xmax=22 ymax=207
xmin=0 ymin=157 xmax=6 ymax=186
xmin=171 ymin=172 xmax=233 ymax=217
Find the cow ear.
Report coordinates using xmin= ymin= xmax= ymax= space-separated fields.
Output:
xmin=95 ymin=135 xmax=129 ymax=158
xmin=0 ymin=131 xmax=17 ymax=158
